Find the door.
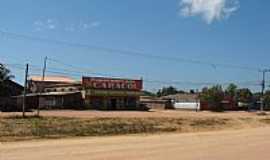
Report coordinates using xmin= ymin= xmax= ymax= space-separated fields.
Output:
xmin=111 ymin=99 xmax=117 ymax=110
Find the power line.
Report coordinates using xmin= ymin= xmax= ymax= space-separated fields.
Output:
xmin=42 ymin=59 xmax=263 ymax=86
xmin=5 ymin=63 xmax=81 ymax=77
xmin=0 ymin=29 xmax=262 ymax=71
xmin=4 ymin=61 xmax=262 ymax=87
xmin=47 ymin=57 xmax=114 ymax=77
xmin=143 ymin=79 xmax=260 ymax=86
xmin=47 ymin=57 xmax=262 ymax=86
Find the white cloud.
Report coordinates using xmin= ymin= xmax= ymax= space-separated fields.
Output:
xmin=179 ymin=0 xmax=239 ymax=24
xmin=82 ymin=24 xmax=89 ymax=29
xmin=33 ymin=18 xmax=57 ymax=31
xmin=34 ymin=19 xmax=100 ymax=32
xmin=34 ymin=21 xmax=43 ymax=26
xmin=47 ymin=19 xmax=53 ymax=24
xmin=48 ymin=24 xmax=56 ymax=29
xmin=77 ymin=21 xmax=101 ymax=31
xmin=89 ymin=21 xmax=100 ymax=28
xmin=65 ymin=25 xmax=75 ymax=32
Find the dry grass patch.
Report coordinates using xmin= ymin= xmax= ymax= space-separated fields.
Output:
xmin=0 ymin=114 xmax=269 ymax=142
xmin=259 ymin=118 xmax=270 ymax=124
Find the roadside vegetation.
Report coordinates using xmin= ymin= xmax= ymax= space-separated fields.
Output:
xmin=0 ymin=63 xmax=15 ymax=97
xmin=1 ymin=113 xmax=270 ymax=142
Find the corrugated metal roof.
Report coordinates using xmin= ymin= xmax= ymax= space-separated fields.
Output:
xmin=14 ymin=91 xmax=81 ymax=97
xmin=162 ymin=94 xmax=198 ymax=102
xmin=30 ymin=76 xmax=78 ymax=83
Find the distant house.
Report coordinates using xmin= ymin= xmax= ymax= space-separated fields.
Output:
xmin=140 ymin=96 xmax=173 ymax=110
xmin=25 ymin=76 xmax=83 ymax=109
xmin=5 ymin=80 xmax=24 ymax=96
xmin=16 ymin=91 xmax=83 ymax=110
xmin=200 ymin=96 xmax=237 ymax=111
xmin=162 ymin=93 xmax=199 ymax=110
xmin=0 ymin=80 xmax=24 ymax=111
xmin=29 ymin=75 xmax=81 ymax=93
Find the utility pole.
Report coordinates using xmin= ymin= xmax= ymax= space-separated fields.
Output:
xmin=260 ymin=69 xmax=270 ymax=112
xmin=196 ymin=89 xmax=199 ymax=112
xmin=22 ymin=64 xmax=29 ymax=118
xmin=37 ymin=56 xmax=47 ymax=116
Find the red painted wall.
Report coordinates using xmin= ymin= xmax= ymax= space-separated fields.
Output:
xmin=82 ymin=77 xmax=143 ymax=91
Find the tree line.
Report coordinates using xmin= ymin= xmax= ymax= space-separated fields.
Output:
xmin=145 ymin=85 xmax=254 ymax=101
xmin=144 ymin=84 xmax=270 ymax=111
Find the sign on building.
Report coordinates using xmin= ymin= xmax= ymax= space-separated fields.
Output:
xmin=82 ymin=77 xmax=143 ymax=91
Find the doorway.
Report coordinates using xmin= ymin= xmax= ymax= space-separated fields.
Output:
xmin=110 ymin=99 xmax=117 ymax=110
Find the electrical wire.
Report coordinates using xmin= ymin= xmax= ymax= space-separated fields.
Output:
xmin=0 ymin=29 xmax=263 ymax=71
xmin=5 ymin=61 xmax=260 ymax=87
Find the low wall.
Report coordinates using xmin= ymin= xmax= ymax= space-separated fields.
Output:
xmin=141 ymin=100 xmax=173 ymax=110
xmin=174 ymin=102 xmax=200 ymax=110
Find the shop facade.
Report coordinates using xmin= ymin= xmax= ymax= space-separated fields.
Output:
xmin=83 ymin=77 xmax=143 ymax=110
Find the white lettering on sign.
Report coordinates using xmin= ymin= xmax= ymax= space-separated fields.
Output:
xmin=82 ymin=77 xmax=143 ymax=91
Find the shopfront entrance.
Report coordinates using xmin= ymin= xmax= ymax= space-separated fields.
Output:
xmin=83 ymin=76 xmax=143 ymax=110
xmin=110 ymin=98 xmax=117 ymax=110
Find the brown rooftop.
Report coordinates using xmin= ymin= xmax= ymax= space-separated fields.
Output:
xmin=30 ymin=76 xmax=78 ymax=83
xmin=162 ymin=93 xmax=198 ymax=102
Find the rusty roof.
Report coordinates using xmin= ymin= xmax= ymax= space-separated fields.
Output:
xmin=162 ymin=94 xmax=198 ymax=102
xmin=30 ymin=75 xmax=78 ymax=83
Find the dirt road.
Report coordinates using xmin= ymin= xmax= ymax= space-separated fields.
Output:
xmin=1 ymin=127 xmax=270 ymax=160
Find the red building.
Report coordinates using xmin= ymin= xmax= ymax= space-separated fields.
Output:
xmin=83 ymin=77 xmax=143 ymax=110
xmin=200 ymin=96 xmax=237 ymax=111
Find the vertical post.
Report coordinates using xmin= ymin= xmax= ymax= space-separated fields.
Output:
xmin=260 ymin=69 xmax=270 ymax=112
xmin=196 ymin=89 xmax=199 ymax=112
xmin=22 ymin=64 xmax=29 ymax=118
xmin=37 ymin=56 xmax=47 ymax=116
xmin=261 ymin=70 xmax=266 ymax=112
xmin=42 ymin=56 xmax=47 ymax=82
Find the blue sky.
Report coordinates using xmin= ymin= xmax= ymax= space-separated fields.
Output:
xmin=0 ymin=0 xmax=270 ymax=92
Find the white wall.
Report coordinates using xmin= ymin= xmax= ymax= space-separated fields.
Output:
xmin=174 ymin=102 xmax=200 ymax=110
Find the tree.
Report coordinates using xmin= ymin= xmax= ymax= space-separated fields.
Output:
xmin=189 ymin=89 xmax=195 ymax=94
xmin=0 ymin=63 xmax=14 ymax=97
xmin=200 ymin=85 xmax=224 ymax=111
xmin=178 ymin=90 xmax=186 ymax=94
xmin=157 ymin=86 xmax=179 ymax=97
xmin=237 ymin=88 xmax=253 ymax=103
xmin=142 ymin=90 xmax=156 ymax=97
xmin=225 ymin=83 xmax=237 ymax=98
